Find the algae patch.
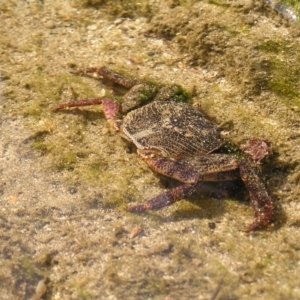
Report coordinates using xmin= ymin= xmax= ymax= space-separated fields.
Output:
xmin=258 ymin=39 xmax=300 ymax=112
xmin=149 ymin=1 xmax=300 ymax=111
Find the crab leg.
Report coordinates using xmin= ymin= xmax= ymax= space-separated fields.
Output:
xmin=53 ymin=99 xmax=103 ymax=111
xmin=139 ymin=154 xmax=239 ymax=184
xmin=128 ymin=183 xmax=197 ymax=212
xmin=54 ymin=98 xmax=121 ymax=126
xmin=141 ymin=156 xmax=200 ymax=184
xmin=128 ymin=155 xmax=239 ymax=213
xmin=75 ymin=67 xmax=138 ymax=89
xmin=239 ymin=158 xmax=275 ymax=231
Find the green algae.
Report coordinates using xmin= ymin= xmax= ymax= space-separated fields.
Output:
xmin=21 ymin=72 xmax=97 ymax=119
xmin=55 ymin=151 xmax=78 ymax=171
xmin=258 ymin=39 xmax=300 ymax=112
xmin=155 ymin=84 xmax=192 ymax=103
xmin=31 ymin=134 xmax=55 ymax=155
xmin=149 ymin=1 xmax=300 ymax=105
xmin=77 ymin=290 xmax=94 ymax=300
xmin=137 ymin=84 xmax=157 ymax=103
xmin=258 ymin=39 xmax=289 ymax=53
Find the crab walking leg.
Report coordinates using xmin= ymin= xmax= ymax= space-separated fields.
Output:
xmin=53 ymin=99 xmax=103 ymax=111
xmin=128 ymin=155 xmax=240 ymax=212
xmin=75 ymin=67 xmax=138 ymax=89
xmin=128 ymin=183 xmax=198 ymax=212
xmin=239 ymin=158 xmax=275 ymax=231
xmin=141 ymin=156 xmax=200 ymax=183
xmin=138 ymin=154 xmax=240 ymax=184
xmin=203 ymin=170 xmax=240 ymax=182
xmin=54 ymin=98 xmax=121 ymax=124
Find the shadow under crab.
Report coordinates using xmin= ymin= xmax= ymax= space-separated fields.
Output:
xmin=54 ymin=67 xmax=275 ymax=232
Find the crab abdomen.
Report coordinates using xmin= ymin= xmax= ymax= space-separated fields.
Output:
xmin=121 ymin=101 xmax=223 ymax=158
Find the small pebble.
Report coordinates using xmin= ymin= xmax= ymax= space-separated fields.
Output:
xmin=208 ymin=222 xmax=216 ymax=229
xmin=87 ymin=24 xmax=97 ymax=31
xmin=44 ymin=20 xmax=56 ymax=29
xmin=69 ymin=187 xmax=78 ymax=194
xmin=130 ymin=226 xmax=142 ymax=238
xmin=114 ymin=18 xmax=124 ymax=25
xmin=30 ymin=279 xmax=47 ymax=300
xmin=9 ymin=195 xmax=18 ymax=203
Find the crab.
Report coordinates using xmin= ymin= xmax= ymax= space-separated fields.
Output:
xmin=54 ymin=66 xmax=275 ymax=231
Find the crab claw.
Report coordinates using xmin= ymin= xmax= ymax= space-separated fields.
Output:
xmin=240 ymin=138 xmax=273 ymax=165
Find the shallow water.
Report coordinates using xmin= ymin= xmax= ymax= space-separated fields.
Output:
xmin=264 ymin=0 xmax=298 ymax=21
xmin=1 ymin=1 xmax=300 ymax=299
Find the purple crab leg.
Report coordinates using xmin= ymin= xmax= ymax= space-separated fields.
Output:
xmin=54 ymin=98 xmax=121 ymax=125
xmin=128 ymin=183 xmax=197 ymax=212
xmin=239 ymin=158 xmax=275 ymax=231
xmin=53 ymin=98 xmax=103 ymax=111
xmin=75 ymin=67 xmax=138 ymax=89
